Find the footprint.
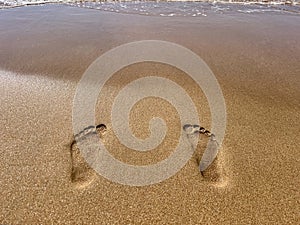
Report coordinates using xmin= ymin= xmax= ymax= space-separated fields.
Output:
xmin=70 ymin=123 xmax=226 ymax=188
xmin=70 ymin=124 xmax=106 ymax=189
xmin=183 ymin=124 xmax=227 ymax=186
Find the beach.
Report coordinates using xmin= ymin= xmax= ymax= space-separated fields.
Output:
xmin=0 ymin=3 xmax=299 ymax=224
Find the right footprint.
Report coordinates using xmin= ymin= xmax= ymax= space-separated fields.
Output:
xmin=198 ymin=139 xmax=227 ymax=185
xmin=183 ymin=124 xmax=227 ymax=185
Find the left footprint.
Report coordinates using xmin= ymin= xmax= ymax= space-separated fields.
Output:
xmin=70 ymin=124 xmax=106 ymax=189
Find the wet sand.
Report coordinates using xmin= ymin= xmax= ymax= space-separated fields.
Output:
xmin=0 ymin=4 xmax=300 ymax=224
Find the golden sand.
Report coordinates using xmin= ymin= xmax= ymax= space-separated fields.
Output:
xmin=0 ymin=4 xmax=299 ymax=224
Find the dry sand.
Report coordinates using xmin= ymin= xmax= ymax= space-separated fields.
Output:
xmin=0 ymin=4 xmax=300 ymax=224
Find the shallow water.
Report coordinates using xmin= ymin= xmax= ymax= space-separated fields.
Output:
xmin=66 ymin=1 xmax=300 ymax=17
xmin=1 ymin=0 xmax=300 ymax=17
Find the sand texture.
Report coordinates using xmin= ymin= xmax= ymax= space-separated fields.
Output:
xmin=0 ymin=4 xmax=299 ymax=224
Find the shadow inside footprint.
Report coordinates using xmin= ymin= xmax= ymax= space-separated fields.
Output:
xmin=70 ymin=125 xmax=106 ymax=189
xmin=199 ymin=154 xmax=225 ymax=183
xmin=184 ymin=125 xmax=227 ymax=185
xmin=70 ymin=140 xmax=97 ymax=189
